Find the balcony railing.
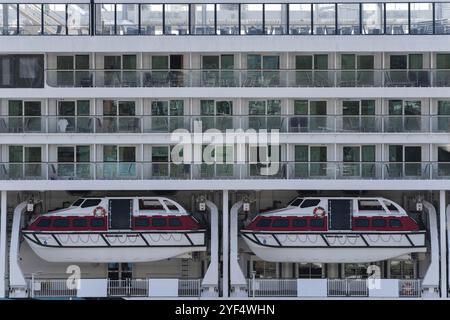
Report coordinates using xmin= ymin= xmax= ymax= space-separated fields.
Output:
xmin=2 ymin=161 xmax=450 ymax=181
xmin=247 ymin=279 xmax=297 ymax=297
xmin=1 ymin=115 xmax=450 ymax=134
xmin=29 ymin=278 xmax=202 ymax=298
xmin=45 ymin=69 xmax=450 ymax=88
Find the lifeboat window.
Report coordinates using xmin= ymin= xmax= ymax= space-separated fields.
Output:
xmin=372 ymin=219 xmax=387 ymax=227
xmin=72 ymin=199 xmax=84 ymax=207
xmin=73 ymin=218 xmax=88 ymax=227
xmin=164 ymin=201 xmax=180 ymax=212
xmin=152 ymin=218 xmax=167 ymax=226
xmin=358 ymin=200 xmax=385 ymax=212
xmin=272 ymin=219 xmax=289 ymax=227
xmin=53 ymin=219 xmax=70 ymax=227
xmin=81 ymin=199 xmax=101 ymax=208
xmin=139 ymin=200 xmax=164 ymax=211
xmin=255 ymin=218 xmax=271 ymax=227
xmin=91 ymin=218 xmax=105 ymax=227
xmin=389 ymin=219 xmax=403 ymax=227
xmin=300 ymin=199 xmax=321 ymax=208
xmin=310 ymin=219 xmax=324 ymax=227
xmin=289 ymin=198 xmax=303 ymax=206
xmin=384 ymin=201 xmax=400 ymax=212
xmin=37 ymin=218 xmax=51 ymax=227
xmin=354 ymin=219 xmax=369 ymax=227
xmin=135 ymin=217 xmax=149 ymax=227
xmin=169 ymin=218 xmax=182 ymax=226
xmin=293 ymin=219 xmax=307 ymax=227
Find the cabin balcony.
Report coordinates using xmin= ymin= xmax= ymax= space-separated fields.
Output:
xmin=0 ymin=161 xmax=449 ymax=181
xmin=1 ymin=115 xmax=450 ymax=134
xmin=246 ymin=278 xmax=422 ymax=298
xmin=45 ymin=69 xmax=450 ymax=89
xmin=26 ymin=277 xmax=423 ymax=299
xmin=28 ymin=277 xmax=202 ymax=299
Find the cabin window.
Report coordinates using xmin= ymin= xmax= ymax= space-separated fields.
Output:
xmin=289 ymin=198 xmax=303 ymax=206
xmin=272 ymin=219 xmax=289 ymax=227
xmin=53 ymin=219 xmax=70 ymax=227
xmin=152 ymin=218 xmax=167 ymax=226
xmin=164 ymin=200 xmax=180 ymax=212
xmin=73 ymin=218 xmax=88 ymax=227
xmin=310 ymin=219 xmax=324 ymax=227
xmin=37 ymin=218 xmax=51 ymax=227
xmin=139 ymin=199 xmax=164 ymax=211
xmin=256 ymin=218 xmax=271 ymax=227
xmin=169 ymin=218 xmax=182 ymax=226
xmin=384 ymin=201 xmax=400 ymax=212
xmin=358 ymin=200 xmax=385 ymax=212
xmin=389 ymin=219 xmax=403 ymax=227
xmin=91 ymin=218 xmax=105 ymax=227
xmin=354 ymin=219 xmax=370 ymax=227
xmin=293 ymin=219 xmax=307 ymax=227
xmin=81 ymin=199 xmax=101 ymax=208
xmin=135 ymin=217 xmax=149 ymax=227
xmin=300 ymin=199 xmax=321 ymax=208
xmin=372 ymin=219 xmax=387 ymax=227
xmin=72 ymin=199 xmax=84 ymax=206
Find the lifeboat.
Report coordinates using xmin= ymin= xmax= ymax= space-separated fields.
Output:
xmin=22 ymin=197 xmax=206 ymax=263
xmin=241 ymin=197 xmax=426 ymax=263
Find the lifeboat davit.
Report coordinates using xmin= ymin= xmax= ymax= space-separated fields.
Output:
xmin=241 ymin=197 xmax=426 ymax=263
xmin=22 ymin=197 xmax=206 ymax=263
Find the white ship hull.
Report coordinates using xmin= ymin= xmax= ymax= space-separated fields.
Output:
xmin=241 ymin=231 xmax=427 ymax=263
xmin=23 ymin=230 xmax=206 ymax=263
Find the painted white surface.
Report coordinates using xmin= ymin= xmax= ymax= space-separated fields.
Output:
xmin=4 ymin=35 xmax=450 ymax=54
xmin=368 ymin=279 xmax=399 ymax=298
xmin=297 ymin=279 xmax=328 ymax=297
xmin=8 ymin=202 xmax=28 ymax=297
xmin=2 ymin=87 xmax=450 ymax=99
xmin=148 ymin=279 xmax=178 ymax=297
xmin=0 ymin=191 xmax=6 ymax=298
xmin=201 ymin=200 xmax=219 ymax=296
xmin=77 ymin=279 xmax=108 ymax=298
xmin=422 ymin=201 xmax=440 ymax=294
xmin=1 ymin=179 xmax=450 ymax=191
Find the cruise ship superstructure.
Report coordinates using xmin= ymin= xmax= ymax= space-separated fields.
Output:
xmin=0 ymin=0 xmax=449 ymax=299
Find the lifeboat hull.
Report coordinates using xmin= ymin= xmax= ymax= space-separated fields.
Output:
xmin=241 ymin=231 xmax=426 ymax=263
xmin=23 ymin=230 xmax=206 ymax=263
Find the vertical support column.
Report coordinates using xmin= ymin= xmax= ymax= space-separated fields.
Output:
xmin=440 ymin=190 xmax=447 ymax=297
xmin=222 ymin=190 xmax=229 ymax=297
xmin=0 ymin=191 xmax=7 ymax=298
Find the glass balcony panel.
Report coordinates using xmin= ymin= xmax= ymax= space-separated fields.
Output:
xmin=117 ymin=4 xmax=139 ymax=35
xmin=434 ymin=162 xmax=450 ymax=178
xmin=264 ymin=4 xmax=287 ymax=35
xmin=216 ymin=4 xmax=239 ymax=35
xmin=96 ymin=4 xmax=115 ymax=35
xmin=362 ymin=3 xmax=384 ymax=34
xmin=435 ymin=3 xmax=450 ymax=34
xmin=140 ymin=4 xmax=163 ymax=35
xmin=337 ymin=3 xmax=360 ymax=35
xmin=43 ymin=4 xmax=66 ymax=35
xmin=164 ymin=4 xmax=189 ymax=35
xmin=0 ymin=4 xmax=18 ymax=35
xmin=241 ymin=4 xmax=263 ymax=35
xmin=192 ymin=4 xmax=215 ymax=35
xmin=67 ymin=4 xmax=90 ymax=35
xmin=386 ymin=3 xmax=409 ymax=34
xmin=19 ymin=4 xmax=42 ymax=35
xmin=289 ymin=4 xmax=312 ymax=34
xmin=313 ymin=4 xmax=336 ymax=35
xmin=410 ymin=3 xmax=433 ymax=35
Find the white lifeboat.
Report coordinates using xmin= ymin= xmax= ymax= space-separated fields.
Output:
xmin=22 ymin=197 xmax=206 ymax=263
xmin=241 ymin=197 xmax=426 ymax=263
